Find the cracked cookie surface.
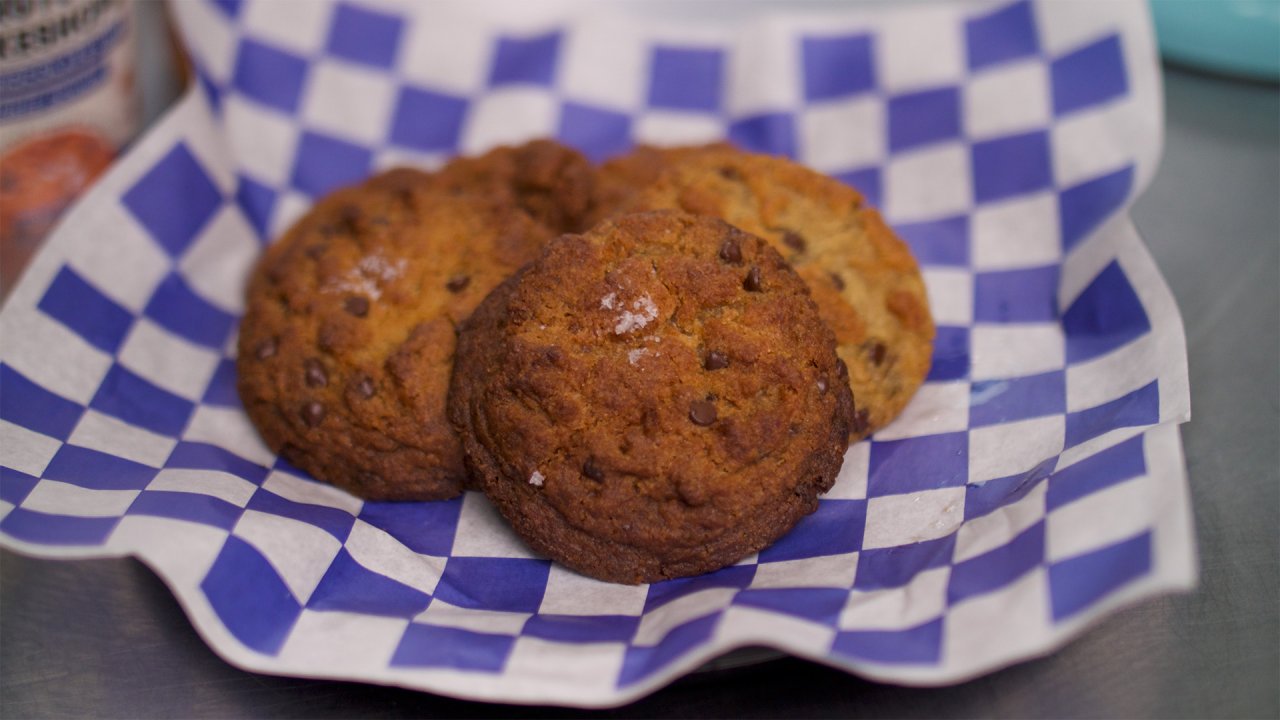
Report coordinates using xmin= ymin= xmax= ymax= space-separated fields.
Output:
xmin=624 ymin=151 xmax=934 ymax=440
xmin=448 ymin=211 xmax=854 ymax=583
xmin=237 ymin=166 xmax=560 ymax=500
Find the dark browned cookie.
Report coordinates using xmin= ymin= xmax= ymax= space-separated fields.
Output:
xmin=625 ymin=151 xmax=935 ymax=441
xmin=237 ymin=168 xmax=556 ymax=501
xmin=448 ymin=211 xmax=854 ymax=584
xmin=587 ymin=143 xmax=735 ymax=226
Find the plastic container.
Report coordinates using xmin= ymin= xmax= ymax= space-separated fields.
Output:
xmin=1151 ymin=0 xmax=1280 ymax=82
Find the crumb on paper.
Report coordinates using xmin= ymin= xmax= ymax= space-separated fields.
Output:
xmin=529 ymin=471 xmax=544 ymax=487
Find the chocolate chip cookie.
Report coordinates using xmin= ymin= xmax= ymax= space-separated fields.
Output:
xmin=624 ymin=151 xmax=934 ymax=440
xmin=448 ymin=211 xmax=854 ymax=583
xmin=237 ymin=169 xmax=556 ymax=500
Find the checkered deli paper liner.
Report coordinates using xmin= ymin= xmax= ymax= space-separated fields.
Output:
xmin=0 ymin=0 xmax=1194 ymax=707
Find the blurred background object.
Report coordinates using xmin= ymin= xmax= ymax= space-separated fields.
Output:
xmin=0 ymin=0 xmax=145 ymax=300
xmin=1150 ymin=0 xmax=1280 ymax=82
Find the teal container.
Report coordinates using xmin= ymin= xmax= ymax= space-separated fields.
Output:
xmin=1150 ymin=0 xmax=1280 ymax=82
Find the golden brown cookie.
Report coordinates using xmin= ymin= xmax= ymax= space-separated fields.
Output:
xmin=448 ymin=211 xmax=854 ymax=583
xmin=624 ymin=151 xmax=934 ymax=440
xmin=237 ymin=168 xmax=556 ymax=500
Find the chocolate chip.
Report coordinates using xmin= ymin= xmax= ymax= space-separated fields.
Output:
xmin=355 ymin=376 xmax=375 ymax=399
xmin=743 ymin=266 xmax=763 ymax=292
xmin=301 ymin=401 xmax=326 ymax=427
xmin=719 ymin=237 xmax=743 ymax=264
xmin=851 ymin=408 xmax=870 ymax=435
xmin=254 ymin=338 xmax=277 ymax=360
xmin=338 ymin=204 xmax=361 ymax=232
xmin=304 ymin=359 xmax=328 ymax=388
xmin=704 ymin=350 xmax=730 ymax=371
xmin=446 ymin=274 xmax=471 ymax=293
xmin=583 ymin=457 xmax=605 ymax=482
xmin=870 ymin=341 xmax=887 ymax=366
xmin=718 ymin=165 xmax=743 ymax=181
xmin=689 ymin=399 xmax=718 ymax=426
xmin=782 ymin=230 xmax=806 ymax=252
xmin=829 ymin=272 xmax=845 ymax=291
xmin=344 ymin=296 xmax=369 ymax=317
xmin=816 ymin=377 xmax=828 ymax=394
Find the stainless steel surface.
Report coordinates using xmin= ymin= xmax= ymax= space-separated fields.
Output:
xmin=1 ymin=67 xmax=1277 ymax=718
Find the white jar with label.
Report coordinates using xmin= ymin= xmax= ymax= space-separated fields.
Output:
xmin=0 ymin=0 xmax=141 ymax=297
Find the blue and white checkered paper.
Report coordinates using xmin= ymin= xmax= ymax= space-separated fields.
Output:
xmin=0 ymin=0 xmax=1194 ymax=707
